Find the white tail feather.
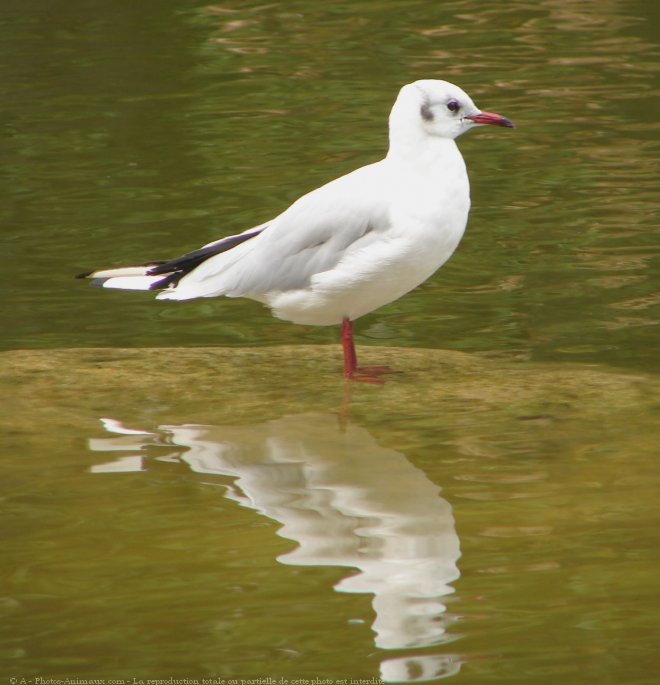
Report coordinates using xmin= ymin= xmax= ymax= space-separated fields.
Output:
xmin=87 ymin=266 xmax=153 ymax=279
xmin=98 ymin=275 xmax=165 ymax=291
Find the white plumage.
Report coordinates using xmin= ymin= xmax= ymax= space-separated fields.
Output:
xmin=79 ymin=79 xmax=513 ymax=380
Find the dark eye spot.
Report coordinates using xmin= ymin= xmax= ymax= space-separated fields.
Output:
xmin=420 ymin=102 xmax=434 ymax=121
xmin=447 ymin=99 xmax=460 ymax=113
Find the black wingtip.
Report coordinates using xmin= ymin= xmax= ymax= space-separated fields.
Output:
xmin=75 ymin=271 xmax=92 ymax=279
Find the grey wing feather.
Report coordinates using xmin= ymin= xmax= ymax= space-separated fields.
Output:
xmin=169 ymin=164 xmax=389 ymax=299
xmin=228 ymin=212 xmax=376 ymax=295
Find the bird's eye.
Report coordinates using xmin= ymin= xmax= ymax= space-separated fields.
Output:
xmin=447 ymin=99 xmax=460 ymax=113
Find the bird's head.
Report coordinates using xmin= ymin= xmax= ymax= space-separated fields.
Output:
xmin=390 ymin=79 xmax=514 ymax=144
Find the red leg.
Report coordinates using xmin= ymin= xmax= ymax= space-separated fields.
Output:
xmin=340 ymin=317 xmax=398 ymax=383
xmin=341 ymin=317 xmax=358 ymax=379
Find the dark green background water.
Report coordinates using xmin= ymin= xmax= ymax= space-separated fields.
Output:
xmin=3 ymin=0 xmax=659 ymax=368
xmin=2 ymin=1 xmax=659 ymax=683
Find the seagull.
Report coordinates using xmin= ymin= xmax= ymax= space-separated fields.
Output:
xmin=77 ymin=79 xmax=513 ymax=381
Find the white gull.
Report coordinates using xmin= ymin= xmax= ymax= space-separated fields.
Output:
xmin=78 ymin=79 xmax=513 ymax=380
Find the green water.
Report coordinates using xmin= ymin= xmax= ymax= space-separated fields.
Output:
xmin=1 ymin=0 xmax=659 ymax=683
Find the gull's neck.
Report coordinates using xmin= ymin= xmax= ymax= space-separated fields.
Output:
xmin=386 ymin=129 xmax=463 ymax=173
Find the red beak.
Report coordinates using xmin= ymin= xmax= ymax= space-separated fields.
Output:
xmin=465 ymin=111 xmax=515 ymax=128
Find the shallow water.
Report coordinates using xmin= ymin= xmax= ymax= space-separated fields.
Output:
xmin=2 ymin=0 xmax=660 ymax=683
xmin=2 ymin=347 xmax=659 ymax=683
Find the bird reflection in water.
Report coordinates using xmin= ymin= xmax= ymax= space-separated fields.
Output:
xmin=89 ymin=413 xmax=463 ymax=681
